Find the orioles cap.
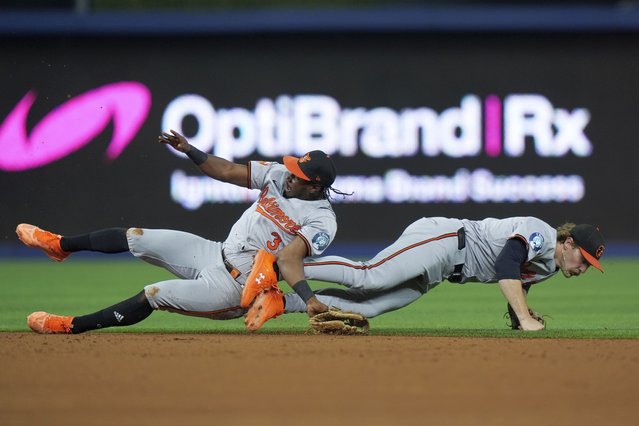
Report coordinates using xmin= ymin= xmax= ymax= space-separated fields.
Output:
xmin=571 ymin=224 xmax=605 ymax=273
xmin=283 ymin=150 xmax=336 ymax=187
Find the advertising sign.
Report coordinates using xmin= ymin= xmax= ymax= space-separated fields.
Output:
xmin=2 ymin=34 xmax=637 ymax=250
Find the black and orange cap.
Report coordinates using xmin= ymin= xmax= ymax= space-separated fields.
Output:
xmin=571 ymin=224 xmax=605 ymax=273
xmin=283 ymin=150 xmax=336 ymax=187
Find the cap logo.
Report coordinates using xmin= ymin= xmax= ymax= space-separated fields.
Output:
xmin=299 ymin=153 xmax=311 ymax=163
xmin=596 ymin=245 xmax=605 ymax=259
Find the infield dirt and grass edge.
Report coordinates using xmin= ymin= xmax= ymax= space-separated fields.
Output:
xmin=1 ymin=258 xmax=637 ymax=338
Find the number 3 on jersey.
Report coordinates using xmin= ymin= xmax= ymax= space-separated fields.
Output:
xmin=267 ymin=232 xmax=282 ymax=250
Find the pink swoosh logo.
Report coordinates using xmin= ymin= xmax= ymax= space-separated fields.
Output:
xmin=0 ymin=82 xmax=151 ymax=172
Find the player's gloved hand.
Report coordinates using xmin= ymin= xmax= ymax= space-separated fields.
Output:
xmin=158 ymin=129 xmax=192 ymax=154
xmin=519 ymin=316 xmax=545 ymax=331
xmin=306 ymin=296 xmax=329 ymax=318
xmin=309 ymin=308 xmax=370 ymax=335
xmin=505 ymin=304 xmax=546 ymax=331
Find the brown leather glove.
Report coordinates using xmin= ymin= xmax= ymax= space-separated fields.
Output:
xmin=309 ymin=308 xmax=370 ymax=335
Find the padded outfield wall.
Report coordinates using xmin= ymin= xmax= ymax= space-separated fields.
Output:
xmin=1 ymin=7 xmax=638 ymax=255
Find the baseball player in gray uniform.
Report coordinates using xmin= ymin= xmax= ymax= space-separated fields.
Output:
xmin=18 ymin=130 xmax=340 ymax=334
xmin=251 ymin=216 xmax=605 ymax=331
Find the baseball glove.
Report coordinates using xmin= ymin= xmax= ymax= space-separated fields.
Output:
xmin=505 ymin=304 xmax=547 ymax=330
xmin=309 ymin=308 xmax=370 ymax=335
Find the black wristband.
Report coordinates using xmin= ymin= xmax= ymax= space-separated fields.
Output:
xmin=292 ymin=280 xmax=315 ymax=303
xmin=186 ymin=146 xmax=208 ymax=165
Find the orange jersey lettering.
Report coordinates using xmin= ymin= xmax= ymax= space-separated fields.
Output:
xmin=257 ymin=187 xmax=302 ymax=234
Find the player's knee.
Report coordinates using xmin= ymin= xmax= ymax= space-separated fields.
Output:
xmin=351 ymin=305 xmax=382 ymax=318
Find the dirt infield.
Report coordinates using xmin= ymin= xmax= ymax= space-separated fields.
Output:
xmin=1 ymin=333 xmax=638 ymax=426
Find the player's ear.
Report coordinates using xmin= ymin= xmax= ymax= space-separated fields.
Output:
xmin=308 ymin=183 xmax=323 ymax=196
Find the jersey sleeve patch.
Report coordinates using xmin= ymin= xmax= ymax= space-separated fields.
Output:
xmin=311 ymin=232 xmax=331 ymax=252
xmin=528 ymin=232 xmax=545 ymax=252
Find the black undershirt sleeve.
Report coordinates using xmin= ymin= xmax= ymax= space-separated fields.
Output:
xmin=495 ymin=238 xmax=528 ymax=281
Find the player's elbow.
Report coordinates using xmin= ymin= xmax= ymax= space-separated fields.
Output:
xmin=206 ymin=162 xmax=248 ymax=187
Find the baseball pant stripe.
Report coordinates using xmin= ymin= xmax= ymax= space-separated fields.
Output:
xmin=159 ymin=305 xmax=243 ymax=317
xmin=304 ymin=232 xmax=458 ymax=270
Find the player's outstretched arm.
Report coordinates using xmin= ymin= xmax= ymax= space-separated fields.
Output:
xmin=276 ymin=237 xmax=328 ymax=317
xmin=495 ymin=239 xmax=544 ymax=331
xmin=159 ymin=130 xmax=248 ymax=187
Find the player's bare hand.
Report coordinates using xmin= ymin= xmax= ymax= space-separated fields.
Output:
xmin=306 ymin=297 xmax=328 ymax=317
xmin=519 ymin=316 xmax=545 ymax=331
xmin=158 ymin=130 xmax=191 ymax=153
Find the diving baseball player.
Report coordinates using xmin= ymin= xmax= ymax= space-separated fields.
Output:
xmin=17 ymin=130 xmax=339 ymax=334
xmin=246 ymin=216 xmax=605 ymax=331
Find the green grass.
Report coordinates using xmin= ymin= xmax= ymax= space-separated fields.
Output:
xmin=1 ymin=258 xmax=638 ymax=338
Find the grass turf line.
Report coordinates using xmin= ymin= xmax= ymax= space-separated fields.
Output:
xmin=1 ymin=258 xmax=637 ymax=338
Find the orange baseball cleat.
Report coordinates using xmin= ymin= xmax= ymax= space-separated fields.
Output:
xmin=16 ymin=223 xmax=70 ymax=262
xmin=240 ymin=249 xmax=278 ymax=308
xmin=27 ymin=312 xmax=74 ymax=334
xmin=244 ymin=288 xmax=285 ymax=332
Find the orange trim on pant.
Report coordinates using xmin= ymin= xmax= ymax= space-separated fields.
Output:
xmin=160 ymin=305 xmax=243 ymax=317
xmin=304 ymin=232 xmax=458 ymax=269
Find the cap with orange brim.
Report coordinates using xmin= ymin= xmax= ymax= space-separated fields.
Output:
xmin=283 ymin=150 xmax=336 ymax=187
xmin=571 ymin=224 xmax=605 ymax=272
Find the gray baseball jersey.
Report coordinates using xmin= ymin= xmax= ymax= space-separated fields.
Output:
xmin=223 ymin=161 xmax=337 ymax=275
xmin=286 ymin=216 xmax=558 ymax=317
xmin=131 ymin=161 xmax=337 ymax=320
xmin=461 ymin=216 xmax=558 ymax=285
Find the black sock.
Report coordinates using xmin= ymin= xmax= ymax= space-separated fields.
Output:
xmin=60 ymin=228 xmax=128 ymax=253
xmin=71 ymin=290 xmax=153 ymax=334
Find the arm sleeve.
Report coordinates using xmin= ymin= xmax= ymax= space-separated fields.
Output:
xmin=296 ymin=212 xmax=337 ymax=256
xmin=248 ymin=161 xmax=277 ymax=190
xmin=495 ymin=238 xmax=528 ymax=280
